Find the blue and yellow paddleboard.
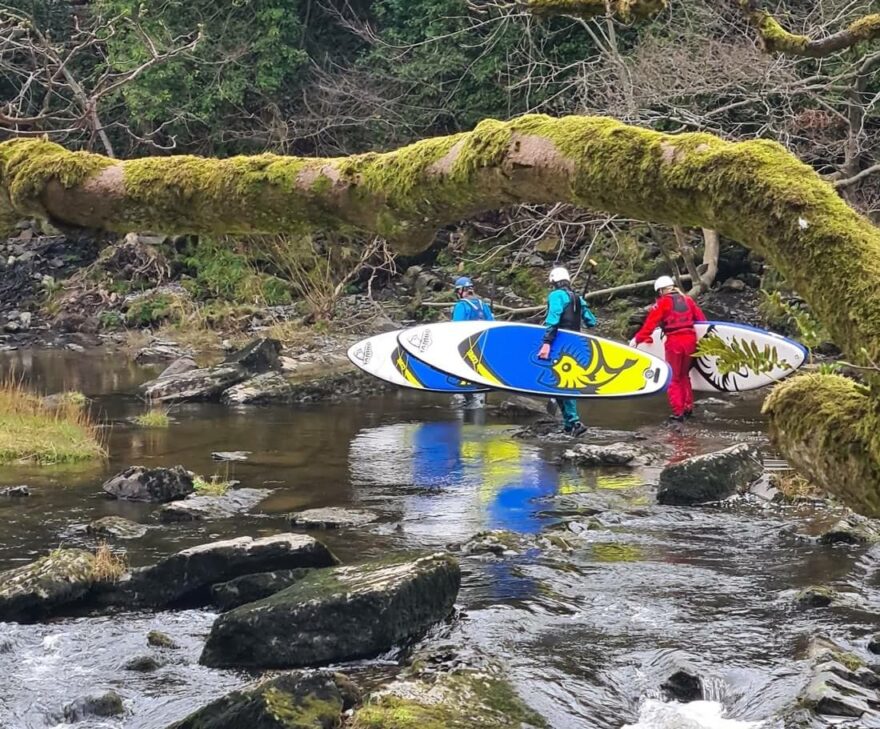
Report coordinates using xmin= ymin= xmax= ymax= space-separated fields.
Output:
xmin=347 ymin=331 xmax=488 ymax=393
xmin=398 ymin=322 xmax=670 ymax=398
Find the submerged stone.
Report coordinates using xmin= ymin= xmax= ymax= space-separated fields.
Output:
xmin=660 ymin=670 xmax=703 ymax=703
xmin=0 ymin=548 xmax=96 ymax=622
xmin=200 ymin=553 xmax=460 ymax=669
xmin=87 ymin=515 xmax=148 ymax=539
xmin=817 ymin=514 xmax=880 ymax=545
xmin=166 ymin=671 xmax=360 ymax=729
xmin=147 ymin=630 xmax=178 ymax=649
xmin=657 ymin=444 xmax=762 ymax=506
xmin=102 ymin=465 xmax=194 ymax=503
xmin=287 ymin=507 xmax=379 ymax=529
xmin=63 ymin=690 xmax=124 ymax=721
xmin=562 ymin=442 xmax=651 ymax=467
xmin=211 ymin=568 xmax=314 ymax=611
xmin=0 ymin=485 xmax=30 ymax=497
xmin=795 ymin=586 xmax=838 ymax=610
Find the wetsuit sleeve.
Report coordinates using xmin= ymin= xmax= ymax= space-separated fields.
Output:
xmin=634 ymin=298 xmax=667 ymax=343
xmin=689 ymin=297 xmax=707 ymax=322
xmin=451 ymin=301 xmax=468 ymax=321
xmin=580 ymin=297 xmax=597 ymax=328
xmin=543 ymin=290 xmax=566 ymax=343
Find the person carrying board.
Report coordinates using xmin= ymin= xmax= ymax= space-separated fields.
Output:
xmin=537 ymin=266 xmax=598 ymax=437
xmin=451 ymin=276 xmax=494 ymax=409
xmin=630 ymin=276 xmax=706 ymax=424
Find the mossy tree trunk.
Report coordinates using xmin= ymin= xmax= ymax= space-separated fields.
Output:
xmin=3 ymin=115 xmax=880 ymax=512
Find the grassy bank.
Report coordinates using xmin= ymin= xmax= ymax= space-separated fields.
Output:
xmin=0 ymin=381 xmax=105 ymax=464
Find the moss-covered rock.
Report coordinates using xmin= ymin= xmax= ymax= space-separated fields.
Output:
xmin=657 ymin=444 xmax=762 ymax=506
xmin=211 ymin=568 xmax=314 ymax=611
xmin=166 ymin=671 xmax=360 ymax=729
xmin=0 ymin=548 xmax=96 ymax=622
xmin=200 ymin=553 xmax=460 ymax=669
xmin=350 ymin=668 xmax=547 ymax=729
xmin=98 ymin=534 xmax=338 ymax=610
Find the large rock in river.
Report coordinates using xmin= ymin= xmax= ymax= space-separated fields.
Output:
xmin=102 ymin=465 xmax=193 ymax=502
xmin=200 ymin=553 xmax=461 ymax=669
xmin=657 ymin=444 xmax=762 ymax=506
xmin=221 ymin=372 xmax=295 ymax=405
xmin=102 ymin=534 xmax=338 ymax=609
xmin=166 ymin=671 xmax=360 ymax=729
xmin=0 ymin=548 xmax=96 ymax=622
xmin=210 ymin=568 xmax=314 ymax=611
xmin=141 ymin=364 xmax=248 ymax=403
xmin=222 ymin=337 xmax=282 ymax=373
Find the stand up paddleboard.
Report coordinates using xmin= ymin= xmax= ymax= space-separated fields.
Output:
xmin=398 ymin=322 xmax=670 ymax=398
xmin=639 ymin=321 xmax=807 ymax=392
xmin=347 ymin=331 xmax=488 ymax=393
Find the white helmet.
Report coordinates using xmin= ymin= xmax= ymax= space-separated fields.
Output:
xmin=549 ymin=266 xmax=570 ymax=283
xmin=654 ymin=275 xmax=675 ymax=292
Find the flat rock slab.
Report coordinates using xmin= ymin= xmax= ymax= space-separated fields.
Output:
xmin=0 ymin=548 xmax=96 ymax=623
xmin=102 ymin=465 xmax=193 ymax=503
xmin=87 ymin=516 xmax=148 ymax=539
xmin=135 ymin=343 xmax=189 ymax=364
xmin=158 ymin=356 xmax=198 ymax=378
xmin=287 ymin=507 xmax=379 ymax=529
xmin=657 ymin=444 xmax=762 ymax=506
xmin=562 ymin=442 xmax=651 ymax=467
xmin=141 ymin=364 xmax=247 ymax=403
xmin=211 ymin=451 xmax=251 ymax=462
xmin=221 ymin=372 xmax=295 ymax=405
xmin=200 ymin=553 xmax=460 ymax=669
xmin=102 ymin=534 xmax=339 ymax=609
xmin=166 ymin=671 xmax=360 ymax=729
xmin=211 ymin=568 xmax=314 ymax=611
xmin=157 ymin=488 xmax=269 ymax=522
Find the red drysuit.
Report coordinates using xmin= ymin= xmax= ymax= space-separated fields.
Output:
xmin=634 ymin=293 xmax=706 ymax=417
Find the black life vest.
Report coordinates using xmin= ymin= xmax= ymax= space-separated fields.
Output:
xmin=662 ymin=293 xmax=695 ymax=334
xmin=559 ymin=286 xmax=582 ymax=332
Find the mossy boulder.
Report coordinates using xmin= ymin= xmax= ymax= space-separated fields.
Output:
xmin=200 ymin=553 xmax=460 ymax=669
xmin=211 ymin=568 xmax=314 ymax=611
xmin=98 ymin=534 xmax=338 ymax=609
xmin=657 ymin=444 xmax=762 ymax=506
xmin=350 ymin=668 xmax=547 ymax=729
xmin=166 ymin=671 xmax=360 ymax=729
xmin=0 ymin=548 xmax=96 ymax=622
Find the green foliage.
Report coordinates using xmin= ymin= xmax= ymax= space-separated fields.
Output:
xmin=97 ymin=0 xmax=310 ymax=153
xmin=98 ymin=311 xmax=124 ymax=330
xmin=193 ymin=474 xmax=232 ymax=496
xmin=760 ymin=290 xmax=828 ymax=350
xmin=134 ymin=409 xmax=170 ymax=428
xmin=125 ymin=294 xmax=180 ymax=327
xmin=695 ymin=334 xmax=791 ymax=376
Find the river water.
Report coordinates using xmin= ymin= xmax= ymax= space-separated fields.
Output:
xmin=0 ymin=348 xmax=878 ymax=729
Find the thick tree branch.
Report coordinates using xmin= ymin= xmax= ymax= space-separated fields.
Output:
xmin=525 ymin=0 xmax=667 ymax=21
xmin=739 ymin=2 xmax=880 ymax=58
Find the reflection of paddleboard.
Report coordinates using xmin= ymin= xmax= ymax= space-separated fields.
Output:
xmin=398 ymin=322 xmax=670 ymax=399
xmin=639 ymin=321 xmax=807 ymax=392
xmin=347 ymin=331 xmax=488 ymax=393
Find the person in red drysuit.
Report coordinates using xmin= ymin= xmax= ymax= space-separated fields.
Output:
xmin=630 ymin=276 xmax=706 ymax=423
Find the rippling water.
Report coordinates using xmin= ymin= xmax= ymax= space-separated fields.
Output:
xmin=0 ymin=348 xmax=877 ymax=728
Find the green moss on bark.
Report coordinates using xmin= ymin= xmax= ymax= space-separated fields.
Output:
xmin=764 ymin=374 xmax=880 ymax=517
xmin=527 ymin=0 xmax=667 ymax=21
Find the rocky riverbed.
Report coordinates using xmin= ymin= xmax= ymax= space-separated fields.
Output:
xmin=0 ymin=345 xmax=878 ymax=728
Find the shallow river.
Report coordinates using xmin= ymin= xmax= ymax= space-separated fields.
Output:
xmin=0 ymin=348 xmax=878 ymax=729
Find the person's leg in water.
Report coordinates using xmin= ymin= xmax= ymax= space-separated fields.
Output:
xmin=558 ymin=398 xmax=586 ymax=436
xmin=664 ymin=333 xmax=696 ymax=423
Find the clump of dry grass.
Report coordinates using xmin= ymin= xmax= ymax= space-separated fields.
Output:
xmin=134 ymin=408 xmax=171 ymax=428
xmin=91 ymin=542 xmax=127 ymax=583
xmin=0 ymin=377 xmax=105 ymax=464
xmin=193 ymin=474 xmax=232 ymax=496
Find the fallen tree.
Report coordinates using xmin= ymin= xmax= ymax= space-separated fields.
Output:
xmin=3 ymin=114 xmax=880 ymax=513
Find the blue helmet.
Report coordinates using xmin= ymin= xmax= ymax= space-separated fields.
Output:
xmin=454 ymin=276 xmax=474 ymax=290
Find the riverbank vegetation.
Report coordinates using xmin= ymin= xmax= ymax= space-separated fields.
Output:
xmin=0 ymin=379 xmax=105 ymax=465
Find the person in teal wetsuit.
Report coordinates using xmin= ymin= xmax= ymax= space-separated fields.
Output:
xmin=537 ymin=266 xmax=597 ymax=436
xmin=451 ymin=276 xmax=494 ymax=409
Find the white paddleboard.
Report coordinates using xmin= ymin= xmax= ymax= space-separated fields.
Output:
xmin=398 ymin=321 xmax=670 ymax=399
xmin=347 ymin=331 xmax=488 ymax=393
xmin=639 ymin=321 xmax=807 ymax=392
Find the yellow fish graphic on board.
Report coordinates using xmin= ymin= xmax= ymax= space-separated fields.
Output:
xmin=541 ymin=339 xmax=655 ymax=395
